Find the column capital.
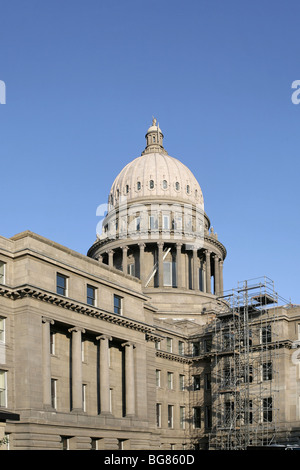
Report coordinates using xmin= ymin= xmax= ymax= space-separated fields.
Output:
xmin=96 ymin=335 xmax=112 ymax=342
xmin=121 ymin=341 xmax=136 ymax=349
xmin=138 ymin=242 xmax=146 ymax=249
xmin=122 ymin=245 xmax=129 ymax=251
xmin=42 ymin=317 xmax=54 ymax=325
xmin=176 ymin=242 xmax=183 ymax=249
xmin=157 ymin=241 xmax=164 ymax=248
xmin=68 ymin=326 xmax=86 ymax=334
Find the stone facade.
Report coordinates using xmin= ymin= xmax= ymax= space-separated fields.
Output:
xmin=0 ymin=121 xmax=299 ymax=450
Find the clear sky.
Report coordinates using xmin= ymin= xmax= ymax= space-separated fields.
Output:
xmin=0 ymin=0 xmax=299 ymax=304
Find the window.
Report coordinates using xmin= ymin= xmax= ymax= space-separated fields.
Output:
xmin=82 ymin=384 xmax=87 ymax=412
xmin=261 ymin=324 xmax=272 ymax=343
xmin=149 ymin=179 xmax=154 ymax=189
xmin=156 ymin=370 xmax=161 ymax=387
xmin=179 ymin=374 xmax=185 ymax=391
xmin=186 ymin=184 xmax=190 ymax=194
xmin=155 ymin=340 xmax=161 ymax=350
xmin=0 ymin=262 xmax=5 ymax=285
xmin=193 ymin=407 xmax=201 ymax=428
xmin=135 ymin=216 xmax=140 ymax=231
xmin=162 ymin=179 xmax=168 ymax=189
xmin=56 ymin=274 xmax=67 ymax=296
xmin=180 ymin=406 xmax=185 ymax=429
xmin=50 ymin=331 xmax=56 ymax=355
xmin=263 ymin=397 xmax=273 ymax=422
xmin=193 ymin=375 xmax=200 ymax=391
xmin=262 ymin=362 xmax=273 ymax=381
xmin=149 ymin=215 xmax=158 ymax=230
xmin=205 ymin=373 xmax=211 ymax=390
xmin=114 ymin=295 xmax=122 ymax=315
xmin=61 ymin=436 xmax=70 ymax=450
xmin=0 ymin=370 xmax=7 ymax=407
xmin=162 ymin=214 xmax=170 ymax=229
xmin=205 ymin=406 xmax=212 ymax=429
xmin=51 ymin=379 xmax=57 ymax=409
xmin=87 ymin=285 xmax=96 ymax=306
xmin=127 ymin=264 xmax=135 ymax=276
xmin=137 ymin=181 xmax=141 ymax=191
xmin=156 ymin=403 xmax=161 ymax=427
xmin=178 ymin=341 xmax=184 ymax=355
xmin=125 ymin=184 xmax=129 ymax=194
xmin=175 ymin=181 xmax=180 ymax=191
xmin=163 ymin=261 xmax=173 ymax=287
xmin=0 ymin=318 xmax=5 ymax=343
xmin=167 ymin=372 xmax=174 ymax=390
xmin=168 ymin=405 xmax=174 ymax=428
xmin=166 ymin=337 xmax=172 ymax=353
xmin=192 ymin=342 xmax=200 ymax=356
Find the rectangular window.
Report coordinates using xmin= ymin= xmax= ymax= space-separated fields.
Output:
xmin=193 ymin=407 xmax=201 ymax=428
xmin=263 ymin=397 xmax=273 ymax=422
xmin=0 ymin=370 xmax=7 ymax=407
xmin=193 ymin=375 xmax=200 ymax=391
xmin=262 ymin=362 xmax=272 ymax=381
xmin=127 ymin=264 xmax=135 ymax=276
xmin=0 ymin=262 xmax=5 ymax=285
xmin=205 ymin=373 xmax=211 ymax=390
xmin=167 ymin=372 xmax=174 ymax=390
xmin=180 ymin=406 xmax=185 ymax=429
xmin=192 ymin=342 xmax=200 ymax=356
xmin=56 ymin=273 xmax=67 ymax=296
xmin=178 ymin=341 xmax=184 ymax=355
xmin=162 ymin=214 xmax=170 ymax=230
xmin=113 ymin=295 xmax=122 ymax=315
xmin=179 ymin=374 xmax=185 ymax=391
xmin=166 ymin=337 xmax=172 ymax=353
xmin=205 ymin=405 xmax=212 ymax=429
xmin=135 ymin=217 xmax=140 ymax=231
xmin=155 ymin=340 xmax=161 ymax=350
xmin=0 ymin=318 xmax=5 ymax=343
xmin=149 ymin=215 xmax=158 ymax=230
xmin=82 ymin=384 xmax=87 ymax=412
xmin=87 ymin=285 xmax=96 ymax=306
xmin=261 ymin=324 xmax=272 ymax=343
xmin=168 ymin=405 xmax=174 ymax=428
xmin=156 ymin=369 xmax=161 ymax=387
xmin=163 ymin=261 xmax=173 ymax=287
xmin=156 ymin=403 xmax=161 ymax=427
xmin=51 ymin=378 xmax=57 ymax=409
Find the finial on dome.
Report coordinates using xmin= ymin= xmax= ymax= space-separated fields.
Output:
xmin=141 ymin=118 xmax=167 ymax=155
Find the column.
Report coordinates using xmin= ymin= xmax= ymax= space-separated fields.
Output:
xmin=122 ymin=342 xmax=135 ymax=416
xmin=69 ymin=327 xmax=85 ymax=411
xmin=157 ymin=241 xmax=164 ymax=287
xmin=122 ymin=246 xmax=128 ymax=275
xmin=97 ymin=335 xmax=112 ymax=414
xmin=219 ymin=260 xmax=224 ymax=296
xmin=176 ymin=243 xmax=183 ymax=288
xmin=139 ymin=243 xmax=145 ymax=286
xmin=108 ymin=250 xmax=114 ymax=268
xmin=193 ymin=247 xmax=199 ymax=290
xmin=214 ymin=254 xmax=220 ymax=295
xmin=205 ymin=250 xmax=211 ymax=294
xmin=42 ymin=317 xmax=54 ymax=408
xmin=97 ymin=254 xmax=103 ymax=263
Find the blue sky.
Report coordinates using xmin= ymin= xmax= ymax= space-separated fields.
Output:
xmin=0 ymin=0 xmax=299 ymax=303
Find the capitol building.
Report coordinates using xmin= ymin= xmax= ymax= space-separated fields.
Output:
xmin=0 ymin=120 xmax=300 ymax=450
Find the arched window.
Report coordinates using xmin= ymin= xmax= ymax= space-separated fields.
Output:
xmin=137 ymin=181 xmax=141 ymax=191
xmin=175 ymin=182 xmax=180 ymax=191
xmin=125 ymin=184 xmax=129 ymax=194
xmin=163 ymin=180 xmax=168 ymax=189
xmin=149 ymin=179 xmax=154 ymax=189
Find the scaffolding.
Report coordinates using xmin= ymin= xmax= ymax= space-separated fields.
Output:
xmin=209 ymin=277 xmax=280 ymax=450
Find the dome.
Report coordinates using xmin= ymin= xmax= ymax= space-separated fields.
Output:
xmin=108 ymin=120 xmax=204 ymax=209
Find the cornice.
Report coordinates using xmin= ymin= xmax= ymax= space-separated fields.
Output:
xmin=0 ymin=284 xmax=156 ymax=337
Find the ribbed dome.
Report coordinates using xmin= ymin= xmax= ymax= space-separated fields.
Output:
xmin=108 ymin=151 xmax=204 ymax=208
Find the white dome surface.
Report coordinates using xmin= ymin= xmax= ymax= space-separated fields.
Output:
xmin=109 ymin=151 xmax=204 ymax=207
